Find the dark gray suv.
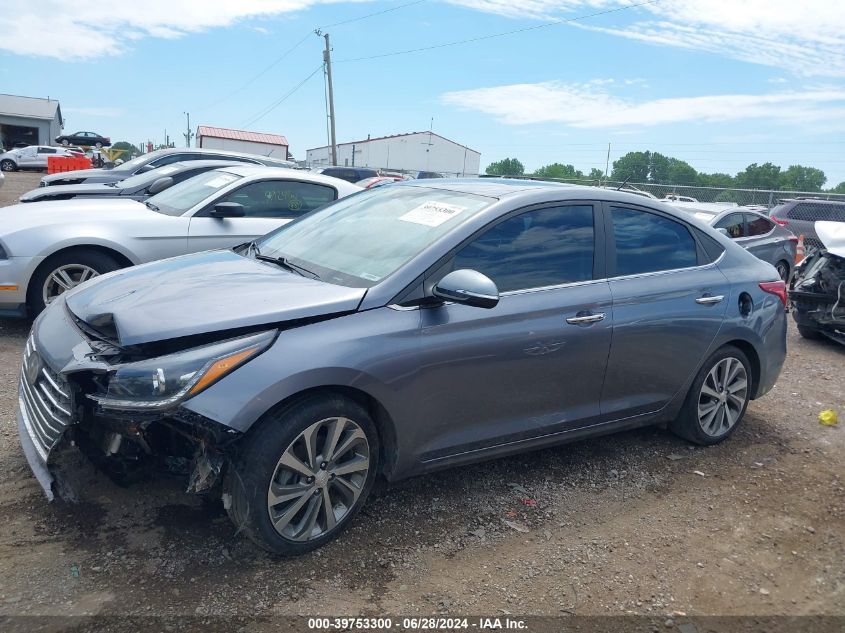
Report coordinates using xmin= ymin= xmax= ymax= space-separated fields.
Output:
xmin=770 ymin=198 xmax=845 ymax=250
xmin=17 ymin=180 xmax=787 ymax=555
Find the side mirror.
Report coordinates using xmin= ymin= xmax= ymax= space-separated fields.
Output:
xmin=210 ymin=202 xmax=246 ymax=218
xmin=147 ymin=176 xmax=173 ymax=195
xmin=433 ymin=269 xmax=499 ymax=309
xmin=716 ymin=228 xmax=731 ymax=238
xmin=137 ymin=164 xmax=155 ymax=174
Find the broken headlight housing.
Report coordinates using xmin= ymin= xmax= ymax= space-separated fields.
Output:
xmin=91 ymin=330 xmax=277 ymax=411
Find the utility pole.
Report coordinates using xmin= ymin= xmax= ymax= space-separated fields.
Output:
xmin=317 ymin=30 xmax=338 ymax=166
xmin=604 ymin=142 xmax=611 ymax=183
xmin=183 ymin=112 xmax=194 ymax=147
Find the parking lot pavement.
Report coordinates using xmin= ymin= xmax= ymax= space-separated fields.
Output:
xmin=0 ymin=313 xmax=841 ymax=620
xmin=0 ymin=171 xmax=42 ymax=204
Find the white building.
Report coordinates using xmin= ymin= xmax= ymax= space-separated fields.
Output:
xmin=306 ymin=132 xmax=480 ymax=177
xmin=196 ymin=125 xmax=289 ymax=159
xmin=0 ymin=94 xmax=63 ymax=149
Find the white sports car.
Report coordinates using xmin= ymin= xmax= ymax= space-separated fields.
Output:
xmin=0 ymin=166 xmax=360 ymax=316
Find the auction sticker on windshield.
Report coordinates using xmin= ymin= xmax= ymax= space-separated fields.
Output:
xmin=399 ymin=201 xmax=467 ymax=227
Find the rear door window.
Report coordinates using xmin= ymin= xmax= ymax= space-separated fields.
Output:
xmin=745 ymin=214 xmax=775 ymax=236
xmin=611 ymin=207 xmax=699 ymax=276
xmin=714 ymin=212 xmax=746 ymax=238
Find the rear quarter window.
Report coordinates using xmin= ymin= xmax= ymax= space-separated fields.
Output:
xmin=611 ymin=207 xmax=699 ymax=276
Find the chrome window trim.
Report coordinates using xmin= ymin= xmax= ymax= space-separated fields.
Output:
xmin=606 ymin=249 xmax=726 ymax=283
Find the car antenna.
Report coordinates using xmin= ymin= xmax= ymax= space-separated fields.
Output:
xmin=616 ymin=176 xmax=631 ymax=191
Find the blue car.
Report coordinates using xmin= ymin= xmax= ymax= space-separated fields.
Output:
xmin=17 ymin=180 xmax=787 ymax=555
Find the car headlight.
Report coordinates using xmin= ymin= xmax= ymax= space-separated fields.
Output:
xmin=91 ymin=330 xmax=277 ymax=411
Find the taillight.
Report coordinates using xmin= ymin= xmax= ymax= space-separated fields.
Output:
xmin=771 ymin=215 xmax=788 ymax=226
xmin=759 ymin=280 xmax=787 ymax=307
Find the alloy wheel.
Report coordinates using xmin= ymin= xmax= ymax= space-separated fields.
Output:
xmin=267 ymin=416 xmax=370 ymax=542
xmin=0 ymin=160 xmax=14 ymax=172
xmin=42 ymin=264 xmax=100 ymax=305
xmin=697 ymin=357 xmax=748 ymax=437
xmin=776 ymin=262 xmax=789 ymax=282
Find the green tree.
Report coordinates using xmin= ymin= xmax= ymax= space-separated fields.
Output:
xmin=588 ymin=168 xmax=605 ymax=181
xmin=697 ymin=172 xmax=735 ymax=188
xmin=485 ymin=157 xmax=525 ymax=176
xmin=110 ymin=141 xmax=140 ymax=160
xmin=828 ymin=181 xmax=845 ymax=194
xmin=533 ymin=163 xmax=583 ymax=179
xmin=610 ymin=151 xmax=650 ymax=182
xmin=735 ymin=162 xmax=782 ymax=189
xmin=779 ymin=164 xmax=826 ymax=191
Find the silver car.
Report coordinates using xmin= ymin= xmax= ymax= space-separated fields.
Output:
xmin=675 ymin=205 xmax=798 ymax=281
xmin=0 ymin=166 xmax=360 ymax=316
xmin=17 ymin=180 xmax=787 ymax=555
xmin=0 ymin=145 xmax=75 ymax=172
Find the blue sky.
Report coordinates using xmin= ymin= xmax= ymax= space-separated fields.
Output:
xmin=2 ymin=0 xmax=844 ymax=185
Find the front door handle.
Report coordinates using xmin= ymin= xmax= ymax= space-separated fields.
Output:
xmin=696 ymin=295 xmax=725 ymax=305
xmin=566 ymin=312 xmax=606 ymax=325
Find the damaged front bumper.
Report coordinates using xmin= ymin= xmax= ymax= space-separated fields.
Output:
xmin=15 ymin=303 xmax=243 ymax=502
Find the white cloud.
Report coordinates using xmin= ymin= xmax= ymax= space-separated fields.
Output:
xmin=0 ymin=1 xmax=349 ymax=60
xmin=448 ymin=0 xmax=845 ymax=77
xmin=441 ymin=80 xmax=845 ymax=128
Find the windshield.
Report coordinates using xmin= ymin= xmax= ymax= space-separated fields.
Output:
xmin=145 ymin=170 xmax=242 ymax=216
xmin=253 ymin=186 xmax=493 ymax=287
xmin=115 ymin=164 xmax=182 ymax=190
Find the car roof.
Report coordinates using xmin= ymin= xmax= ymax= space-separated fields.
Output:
xmin=149 ymin=147 xmax=294 ymax=164
xmin=217 ymin=165 xmax=363 ymax=189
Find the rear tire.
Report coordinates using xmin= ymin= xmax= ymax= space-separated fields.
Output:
xmin=28 ymin=249 xmax=121 ymax=315
xmin=670 ymin=345 xmax=752 ymax=445
xmin=775 ymin=260 xmax=790 ymax=282
xmin=797 ymin=325 xmax=823 ymax=340
xmin=0 ymin=159 xmax=16 ymax=172
xmin=225 ymin=394 xmax=379 ymax=555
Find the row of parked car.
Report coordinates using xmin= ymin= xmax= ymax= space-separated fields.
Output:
xmin=11 ymin=153 xmax=793 ymax=556
xmin=5 ymin=146 xmax=841 ymax=557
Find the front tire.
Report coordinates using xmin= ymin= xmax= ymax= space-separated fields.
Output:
xmin=775 ymin=260 xmax=790 ymax=282
xmin=0 ymin=159 xmax=16 ymax=172
xmin=225 ymin=394 xmax=380 ymax=555
xmin=60 ymin=139 xmax=69 ymax=146
xmin=797 ymin=325 xmax=823 ymax=340
xmin=28 ymin=250 xmax=121 ymax=315
xmin=670 ymin=346 xmax=752 ymax=445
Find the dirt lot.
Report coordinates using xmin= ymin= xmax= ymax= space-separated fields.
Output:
xmin=0 ymin=171 xmax=842 ymax=625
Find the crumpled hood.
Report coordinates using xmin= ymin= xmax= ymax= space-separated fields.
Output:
xmin=20 ymin=182 xmax=121 ymax=202
xmin=817 ymin=221 xmax=845 ymax=258
xmin=64 ymin=250 xmax=367 ymax=346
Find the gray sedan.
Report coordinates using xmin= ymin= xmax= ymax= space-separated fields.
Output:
xmin=18 ymin=180 xmax=787 ymax=555
xmin=676 ymin=205 xmax=797 ymax=281
xmin=19 ymin=160 xmax=246 ymax=203
xmin=0 ymin=166 xmax=360 ymax=316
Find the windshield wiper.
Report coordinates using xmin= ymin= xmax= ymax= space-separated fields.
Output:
xmin=145 ymin=201 xmax=160 ymax=212
xmin=255 ymin=254 xmax=320 ymax=279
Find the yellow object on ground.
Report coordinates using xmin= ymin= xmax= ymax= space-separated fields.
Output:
xmin=819 ymin=410 xmax=838 ymax=426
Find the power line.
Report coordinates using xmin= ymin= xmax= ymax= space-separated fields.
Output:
xmin=336 ymin=0 xmax=661 ymax=63
xmin=322 ymin=0 xmax=427 ymax=29
xmin=241 ymin=64 xmax=324 ymax=128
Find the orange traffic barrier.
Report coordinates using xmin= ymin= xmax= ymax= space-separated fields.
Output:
xmin=795 ymin=234 xmax=805 ymax=264
xmin=47 ymin=156 xmax=93 ymax=174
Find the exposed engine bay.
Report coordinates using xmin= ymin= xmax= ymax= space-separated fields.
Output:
xmin=789 ymin=221 xmax=845 ymax=346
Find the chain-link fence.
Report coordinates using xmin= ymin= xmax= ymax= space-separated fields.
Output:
xmin=485 ymin=176 xmax=845 ymax=210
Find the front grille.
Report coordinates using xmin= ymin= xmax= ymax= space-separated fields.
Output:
xmin=19 ymin=334 xmax=73 ymax=459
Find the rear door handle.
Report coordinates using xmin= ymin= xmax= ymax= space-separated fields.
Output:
xmin=695 ymin=295 xmax=724 ymax=305
xmin=566 ymin=312 xmax=606 ymax=325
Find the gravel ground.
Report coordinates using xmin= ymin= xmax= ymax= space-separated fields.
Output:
xmin=0 ymin=173 xmax=842 ymax=624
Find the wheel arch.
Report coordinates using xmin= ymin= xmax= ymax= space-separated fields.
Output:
xmin=721 ymin=338 xmax=761 ymax=399
xmin=25 ymin=243 xmax=136 ymax=302
xmin=243 ymin=385 xmax=400 ymax=481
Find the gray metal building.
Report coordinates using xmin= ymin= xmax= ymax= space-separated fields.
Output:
xmin=0 ymin=94 xmax=63 ymax=150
